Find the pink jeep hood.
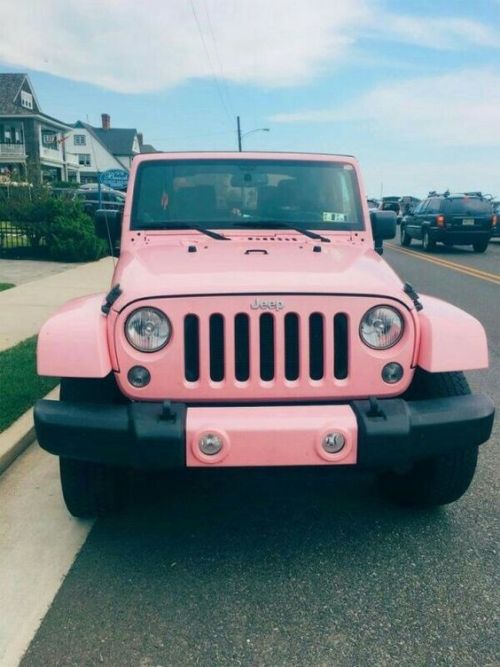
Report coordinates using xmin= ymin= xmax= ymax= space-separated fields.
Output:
xmin=111 ymin=235 xmax=410 ymax=309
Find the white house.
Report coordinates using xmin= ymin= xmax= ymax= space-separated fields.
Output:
xmin=70 ymin=114 xmax=147 ymax=184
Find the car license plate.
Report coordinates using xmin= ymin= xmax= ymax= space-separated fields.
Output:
xmin=463 ymin=218 xmax=475 ymax=225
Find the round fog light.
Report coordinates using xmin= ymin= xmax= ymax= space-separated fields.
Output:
xmin=128 ymin=365 xmax=151 ymax=388
xmin=382 ymin=362 xmax=403 ymax=384
xmin=322 ymin=431 xmax=346 ymax=454
xmin=199 ymin=433 xmax=223 ymax=456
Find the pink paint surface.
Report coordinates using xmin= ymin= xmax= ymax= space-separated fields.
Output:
xmin=114 ymin=294 xmax=416 ymax=401
xmin=417 ymin=295 xmax=488 ymax=371
xmin=186 ymin=404 xmax=357 ymax=467
xmin=37 ymin=294 xmax=111 ymax=378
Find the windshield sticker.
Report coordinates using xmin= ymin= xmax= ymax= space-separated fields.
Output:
xmin=323 ymin=212 xmax=346 ymax=222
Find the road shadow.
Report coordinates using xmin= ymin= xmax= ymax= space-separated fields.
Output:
xmin=23 ymin=468 xmax=491 ymax=667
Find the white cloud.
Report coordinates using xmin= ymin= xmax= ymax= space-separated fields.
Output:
xmin=0 ymin=1 xmax=497 ymax=93
xmin=379 ymin=15 xmax=498 ymax=50
xmin=0 ymin=0 xmax=368 ymax=93
xmin=271 ymin=69 xmax=500 ymax=147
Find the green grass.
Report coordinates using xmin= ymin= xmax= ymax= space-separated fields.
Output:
xmin=0 ymin=283 xmax=15 ymax=292
xmin=0 ymin=336 xmax=58 ymax=433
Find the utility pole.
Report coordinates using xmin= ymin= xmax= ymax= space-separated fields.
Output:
xmin=237 ymin=116 xmax=242 ymax=152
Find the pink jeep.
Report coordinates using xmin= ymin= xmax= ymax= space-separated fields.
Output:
xmin=34 ymin=152 xmax=495 ymax=517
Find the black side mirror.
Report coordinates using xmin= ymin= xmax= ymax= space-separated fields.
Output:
xmin=95 ymin=209 xmax=122 ymax=243
xmin=370 ymin=210 xmax=397 ymax=255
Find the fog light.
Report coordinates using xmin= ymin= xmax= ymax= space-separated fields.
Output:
xmin=322 ymin=431 xmax=346 ymax=454
xmin=382 ymin=362 xmax=403 ymax=384
xmin=199 ymin=433 xmax=223 ymax=456
xmin=128 ymin=365 xmax=151 ymax=388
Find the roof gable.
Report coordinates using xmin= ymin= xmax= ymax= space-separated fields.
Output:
xmin=0 ymin=73 xmax=41 ymax=114
xmin=92 ymin=127 xmax=138 ymax=156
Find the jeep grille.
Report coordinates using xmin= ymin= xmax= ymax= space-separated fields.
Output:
xmin=183 ymin=311 xmax=349 ymax=384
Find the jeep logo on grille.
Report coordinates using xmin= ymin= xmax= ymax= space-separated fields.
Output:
xmin=250 ymin=298 xmax=284 ymax=311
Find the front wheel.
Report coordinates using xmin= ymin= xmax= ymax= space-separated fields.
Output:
xmin=60 ymin=457 xmax=127 ymax=518
xmin=379 ymin=370 xmax=479 ymax=507
xmin=58 ymin=376 xmax=128 ymax=517
xmin=472 ymin=240 xmax=488 ymax=253
xmin=400 ymin=224 xmax=412 ymax=247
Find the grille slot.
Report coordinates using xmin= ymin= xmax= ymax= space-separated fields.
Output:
xmin=209 ymin=314 xmax=225 ymax=381
xmin=259 ymin=313 xmax=275 ymax=381
xmin=184 ymin=314 xmax=200 ymax=381
xmin=284 ymin=313 xmax=299 ymax=380
xmin=234 ymin=313 xmax=250 ymax=381
xmin=334 ymin=313 xmax=349 ymax=379
xmin=309 ymin=313 xmax=324 ymax=380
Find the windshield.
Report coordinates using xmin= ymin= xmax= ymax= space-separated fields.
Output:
xmin=444 ymin=198 xmax=492 ymax=216
xmin=131 ymin=159 xmax=364 ymax=231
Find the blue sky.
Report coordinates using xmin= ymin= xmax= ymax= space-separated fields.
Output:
xmin=0 ymin=0 xmax=499 ymax=198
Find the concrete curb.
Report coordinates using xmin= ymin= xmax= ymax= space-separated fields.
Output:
xmin=0 ymin=386 xmax=59 ymax=475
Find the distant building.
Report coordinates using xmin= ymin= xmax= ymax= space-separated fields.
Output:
xmin=70 ymin=115 xmax=155 ymax=184
xmin=0 ymin=73 xmax=80 ymax=183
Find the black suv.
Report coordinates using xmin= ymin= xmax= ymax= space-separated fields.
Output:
xmin=400 ymin=192 xmax=495 ymax=253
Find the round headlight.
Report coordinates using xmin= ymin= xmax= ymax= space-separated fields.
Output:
xmin=359 ymin=306 xmax=404 ymax=349
xmin=125 ymin=307 xmax=171 ymax=352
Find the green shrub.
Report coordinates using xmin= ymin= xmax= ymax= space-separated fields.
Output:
xmin=0 ymin=188 xmax=108 ymax=261
xmin=46 ymin=208 xmax=108 ymax=262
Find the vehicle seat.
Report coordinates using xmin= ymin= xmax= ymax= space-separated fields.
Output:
xmin=174 ymin=185 xmax=217 ymax=219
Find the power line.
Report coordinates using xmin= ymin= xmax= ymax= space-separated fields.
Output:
xmin=188 ymin=0 xmax=234 ymax=127
xmin=201 ymin=0 xmax=236 ymax=119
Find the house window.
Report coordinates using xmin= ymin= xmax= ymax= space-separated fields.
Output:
xmin=41 ymin=130 xmax=58 ymax=150
xmin=74 ymin=134 xmax=86 ymax=146
xmin=78 ymin=154 xmax=91 ymax=166
xmin=20 ymin=91 xmax=33 ymax=110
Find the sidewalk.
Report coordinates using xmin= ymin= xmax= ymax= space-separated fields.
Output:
xmin=0 ymin=257 xmax=115 ymax=352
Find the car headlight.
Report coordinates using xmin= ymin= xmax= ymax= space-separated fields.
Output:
xmin=125 ymin=307 xmax=172 ymax=352
xmin=359 ymin=306 xmax=404 ymax=349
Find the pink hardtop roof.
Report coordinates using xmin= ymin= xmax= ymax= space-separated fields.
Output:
xmin=131 ymin=151 xmax=358 ymax=167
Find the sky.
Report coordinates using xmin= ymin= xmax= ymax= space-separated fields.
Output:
xmin=0 ymin=0 xmax=499 ymax=198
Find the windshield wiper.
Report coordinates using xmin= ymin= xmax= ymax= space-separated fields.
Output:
xmin=146 ymin=224 xmax=230 ymax=240
xmin=232 ymin=221 xmax=331 ymax=243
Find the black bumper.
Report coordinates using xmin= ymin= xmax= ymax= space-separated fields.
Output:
xmin=429 ymin=229 xmax=491 ymax=244
xmin=34 ymin=394 xmax=494 ymax=470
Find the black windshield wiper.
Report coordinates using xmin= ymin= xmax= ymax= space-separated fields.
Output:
xmin=148 ymin=224 xmax=230 ymax=240
xmin=233 ymin=221 xmax=331 ymax=243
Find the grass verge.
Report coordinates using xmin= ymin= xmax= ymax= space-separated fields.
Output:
xmin=0 ymin=336 xmax=58 ymax=433
xmin=0 ymin=283 xmax=14 ymax=292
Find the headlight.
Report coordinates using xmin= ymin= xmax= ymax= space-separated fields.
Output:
xmin=359 ymin=306 xmax=404 ymax=349
xmin=125 ymin=307 xmax=171 ymax=352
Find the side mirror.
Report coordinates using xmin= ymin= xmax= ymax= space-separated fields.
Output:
xmin=370 ymin=210 xmax=396 ymax=255
xmin=95 ymin=209 xmax=122 ymax=243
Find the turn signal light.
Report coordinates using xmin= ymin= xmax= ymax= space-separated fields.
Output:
xmin=436 ymin=215 xmax=445 ymax=227
xmin=492 ymin=215 xmax=497 ymax=227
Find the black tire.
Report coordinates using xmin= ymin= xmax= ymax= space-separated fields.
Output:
xmin=379 ymin=370 xmax=479 ymax=507
xmin=472 ymin=240 xmax=488 ymax=253
xmin=400 ymin=224 xmax=411 ymax=247
xmin=59 ymin=376 xmax=128 ymax=518
xmin=422 ymin=229 xmax=436 ymax=252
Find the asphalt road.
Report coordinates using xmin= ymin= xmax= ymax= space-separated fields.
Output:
xmin=20 ymin=239 xmax=500 ymax=667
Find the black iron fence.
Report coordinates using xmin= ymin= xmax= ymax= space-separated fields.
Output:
xmin=0 ymin=219 xmax=47 ymax=257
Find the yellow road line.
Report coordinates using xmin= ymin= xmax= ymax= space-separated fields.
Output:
xmin=386 ymin=244 xmax=500 ymax=285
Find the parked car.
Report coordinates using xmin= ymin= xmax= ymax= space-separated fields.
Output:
xmin=34 ymin=152 xmax=494 ymax=517
xmin=367 ymin=198 xmax=380 ymax=210
xmin=398 ymin=196 xmax=421 ymax=223
xmin=74 ymin=186 xmax=126 ymax=217
xmin=379 ymin=196 xmax=400 ymax=215
xmin=400 ymin=192 xmax=495 ymax=252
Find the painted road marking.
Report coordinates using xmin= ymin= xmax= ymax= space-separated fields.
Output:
xmin=0 ymin=445 xmax=93 ymax=667
xmin=386 ymin=244 xmax=500 ymax=285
